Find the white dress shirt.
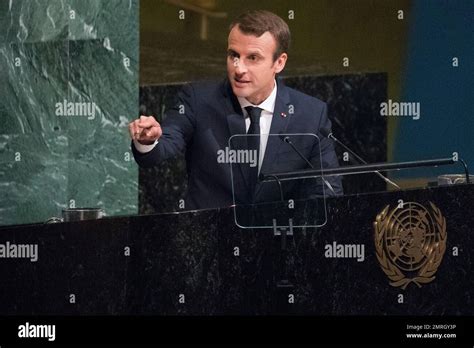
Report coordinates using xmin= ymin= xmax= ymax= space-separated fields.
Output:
xmin=133 ymin=137 xmax=158 ymax=153
xmin=237 ymin=81 xmax=277 ymax=173
xmin=134 ymin=80 xmax=277 ymax=174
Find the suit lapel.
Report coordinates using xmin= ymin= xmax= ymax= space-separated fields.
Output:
xmin=222 ymin=78 xmax=292 ymax=202
xmin=222 ymin=79 xmax=251 ymax=195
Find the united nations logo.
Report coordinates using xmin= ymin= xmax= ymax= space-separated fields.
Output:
xmin=374 ymin=202 xmax=447 ymax=289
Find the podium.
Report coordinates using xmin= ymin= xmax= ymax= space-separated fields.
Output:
xmin=0 ymin=184 xmax=473 ymax=315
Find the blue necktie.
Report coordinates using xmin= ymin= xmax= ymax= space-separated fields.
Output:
xmin=245 ymin=106 xmax=262 ymax=199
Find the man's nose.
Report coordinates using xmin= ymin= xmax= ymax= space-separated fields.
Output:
xmin=234 ymin=60 xmax=248 ymax=74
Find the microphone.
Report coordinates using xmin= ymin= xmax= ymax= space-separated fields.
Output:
xmin=279 ymin=134 xmax=337 ymax=196
xmin=319 ymin=128 xmax=401 ymax=190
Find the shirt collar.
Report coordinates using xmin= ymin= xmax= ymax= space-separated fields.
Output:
xmin=237 ymin=80 xmax=277 ymax=115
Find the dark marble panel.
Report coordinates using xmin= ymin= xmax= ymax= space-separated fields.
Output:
xmin=136 ymin=184 xmax=473 ymax=315
xmin=138 ymin=84 xmax=188 ymax=213
xmin=317 ymin=184 xmax=474 ymax=315
xmin=0 ymin=216 xmax=130 ymax=314
xmin=285 ymin=73 xmax=388 ymax=163
xmin=138 ymin=73 xmax=387 ymax=214
xmin=285 ymin=73 xmax=388 ymax=194
xmin=126 ymin=211 xmax=223 ymax=314
xmin=0 ymin=184 xmax=472 ymax=315
xmin=140 ymin=31 xmax=227 ymax=85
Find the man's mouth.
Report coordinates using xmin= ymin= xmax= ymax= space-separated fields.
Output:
xmin=234 ymin=77 xmax=251 ymax=86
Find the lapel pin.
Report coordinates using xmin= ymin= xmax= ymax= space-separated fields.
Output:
xmin=281 ymin=112 xmax=287 ymax=118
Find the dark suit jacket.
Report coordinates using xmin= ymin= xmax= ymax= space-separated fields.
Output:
xmin=132 ymin=78 xmax=343 ymax=210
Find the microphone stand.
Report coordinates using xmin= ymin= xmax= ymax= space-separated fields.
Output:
xmin=261 ymin=158 xmax=457 ymax=182
xmin=282 ymin=137 xmax=337 ymax=195
xmin=325 ymin=131 xmax=401 ymax=190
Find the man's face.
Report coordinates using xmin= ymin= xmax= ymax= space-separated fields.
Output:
xmin=227 ymin=25 xmax=287 ymax=105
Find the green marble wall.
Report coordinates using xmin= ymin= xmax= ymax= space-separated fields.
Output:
xmin=0 ymin=0 xmax=139 ymax=225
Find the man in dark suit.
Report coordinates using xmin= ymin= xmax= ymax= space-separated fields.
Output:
xmin=129 ymin=10 xmax=342 ymax=211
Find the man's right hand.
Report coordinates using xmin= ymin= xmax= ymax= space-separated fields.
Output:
xmin=128 ymin=115 xmax=162 ymax=145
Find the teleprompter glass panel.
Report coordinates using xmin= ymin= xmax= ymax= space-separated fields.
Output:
xmin=228 ymin=133 xmax=329 ymax=229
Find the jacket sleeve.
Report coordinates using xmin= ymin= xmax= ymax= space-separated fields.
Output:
xmin=131 ymin=84 xmax=197 ymax=168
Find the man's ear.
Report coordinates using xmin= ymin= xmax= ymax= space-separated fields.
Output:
xmin=274 ymin=53 xmax=288 ymax=74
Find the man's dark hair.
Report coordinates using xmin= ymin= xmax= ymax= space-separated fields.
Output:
xmin=229 ymin=10 xmax=291 ymax=61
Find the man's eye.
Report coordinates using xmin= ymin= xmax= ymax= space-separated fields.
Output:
xmin=228 ymin=52 xmax=238 ymax=58
xmin=249 ymin=55 xmax=257 ymax=61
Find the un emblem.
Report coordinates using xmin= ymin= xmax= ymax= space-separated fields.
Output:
xmin=374 ymin=202 xmax=447 ymax=289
